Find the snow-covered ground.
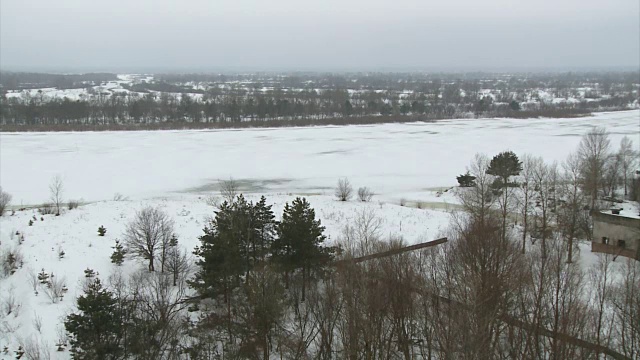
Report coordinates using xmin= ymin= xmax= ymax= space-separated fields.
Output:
xmin=0 ymin=194 xmax=449 ymax=358
xmin=1 ymin=110 xmax=638 ymax=206
xmin=0 ymin=110 xmax=639 ymax=358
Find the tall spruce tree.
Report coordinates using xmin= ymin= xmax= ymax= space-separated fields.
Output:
xmin=191 ymin=199 xmax=245 ymax=301
xmin=64 ymin=278 xmax=124 ymax=360
xmin=191 ymin=195 xmax=278 ymax=297
xmin=273 ymin=197 xmax=333 ymax=302
xmin=250 ymin=196 xmax=277 ymax=265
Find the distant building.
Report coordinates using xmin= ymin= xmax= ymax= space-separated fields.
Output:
xmin=592 ymin=209 xmax=640 ymax=260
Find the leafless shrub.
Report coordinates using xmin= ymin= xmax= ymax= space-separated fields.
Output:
xmin=67 ymin=200 xmax=79 ymax=210
xmin=123 ymin=206 xmax=174 ymax=272
xmin=204 ymin=194 xmax=221 ymax=207
xmin=32 ymin=312 xmax=43 ymax=333
xmin=357 ymin=186 xmax=374 ymax=202
xmin=49 ymin=175 xmax=64 ymax=215
xmin=113 ymin=193 xmax=129 ymax=201
xmin=399 ymin=198 xmax=406 ymax=206
xmin=42 ymin=275 xmax=67 ymax=304
xmin=1 ymin=287 xmax=21 ymax=316
xmin=55 ymin=325 xmax=68 ymax=349
xmin=21 ymin=335 xmax=51 ymax=360
xmin=38 ymin=203 xmax=55 ymax=215
xmin=338 ymin=207 xmax=383 ymax=257
xmin=0 ymin=186 xmax=11 ymax=216
xmin=219 ymin=178 xmax=239 ymax=203
xmin=335 ymin=178 xmax=353 ymax=201
xmin=27 ymin=270 xmax=39 ymax=295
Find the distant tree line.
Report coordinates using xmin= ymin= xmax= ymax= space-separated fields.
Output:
xmin=0 ymin=72 xmax=118 ymax=90
xmin=0 ymin=71 xmax=637 ymax=129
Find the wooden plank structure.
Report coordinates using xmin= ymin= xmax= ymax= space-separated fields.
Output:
xmin=332 ymin=237 xmax=448 ymax=266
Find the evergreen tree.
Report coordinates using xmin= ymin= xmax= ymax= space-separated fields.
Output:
xmin=487 ymin=151 xmax=523 ymax=187
xmin=273 ymin=197 xmax=333 ymax=302
xmin=456 ymin=171 xmax=477 ymax=187
xmin=64 ymin=278 xmax=124 ymax=359
xmin=190 ymin=199 xmax=246 ymax=301
xmin=249 ymin=196 xmax=277 ymax=266
xmin=110 ymin=240 xmax=126 ymax=266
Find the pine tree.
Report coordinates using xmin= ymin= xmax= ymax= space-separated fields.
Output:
xmin=110 ymin=240 xmax=126 ymax=266
xmin=457 ymin=171 xmax=477 ymax=187
xmin=64 ymin=278 xmax=124 ymax=359
xmin=98 ymin=226 xmax=107 ymax=237
xmin=248 ymin=196 xmax=277 ymax=268
xmin=486 ymin=151 xmax=522 ymax=188
xmin=273 ymin=197 xmax=334 ymax=302
xmin=190 ymin=200 xmax=245 ymax=300
xmin=37 ymin=268 xmax=50 ymax=285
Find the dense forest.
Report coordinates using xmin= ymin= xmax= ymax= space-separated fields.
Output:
xmin=0 ymin=71 xmax=637 ymax=130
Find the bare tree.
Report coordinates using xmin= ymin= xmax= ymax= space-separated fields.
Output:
xmin=589 ymin=254 xmax=615 ymax=357
xmin=531 ymin=158 xmax=558 ymax=251
xmin=126 ymin=270 xmax=190 ymax=359
xmin=219 ymin=178 xmax=239 ymax=203
xmin=517 ymin=154 xmax=536 ymax=253
xmin=618 ymin=136 xmax=638 ymax=197
xmin=577 ymin=127 xmax=611 ymax=209
xmin=357 ymin=187 xmax=374 ymax=202
xmin=339 ymin=207 xmax=383 ymax=254
xmin=123 ymin=206 xmax=174 ymax=272
xmin=610 ymin=258 xmax=640 ymax=358
xmin=335 ymin=178 xmax=353 ymax=201
xmin=456 ymin=153 xmax=495 ymax=224
xmin=602 ymin=153 xmax=622 ymax=198
xmin=165 ymin=239 xmax=192 ymax=286
xmin=48 ymin=175 xmax=64 ymax=215
xmin=0 ymin=186 xmax=11 ymax=216
xmin=558 ymin=152 xmax=586 ymax=263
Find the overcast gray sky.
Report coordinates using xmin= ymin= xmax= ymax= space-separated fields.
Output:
xmin=1 ymin=0 xmax=638 ymax=72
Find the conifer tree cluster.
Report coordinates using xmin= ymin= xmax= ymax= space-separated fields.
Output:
xmin=191 ymin=195 xmax=336 ymax=302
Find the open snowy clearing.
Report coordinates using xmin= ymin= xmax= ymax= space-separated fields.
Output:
xmin=1 ymin=110 xmax=638 ymax=206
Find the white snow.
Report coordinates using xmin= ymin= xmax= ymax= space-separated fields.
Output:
xmin=0 ymin=110 xmax=639 ymax=358
xmin=0 ymin=194 xmax=448 ymax=357
xmin=1 ymin=110 xmax=638 ymax=206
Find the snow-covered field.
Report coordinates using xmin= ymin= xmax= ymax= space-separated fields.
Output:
xmin=0 ymin=110 xmax=639 ymax=358
xmin=0 ymin=194 xmax=449 ymax=358
xmin=1 ymin=110 xmax=638 ymax=206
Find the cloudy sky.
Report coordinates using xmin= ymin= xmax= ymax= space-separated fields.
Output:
xmin=1 ymin=0 xmax=638 ymax=72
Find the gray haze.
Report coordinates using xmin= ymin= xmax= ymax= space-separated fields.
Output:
xmin=1 ymin=0 xmax=639 ymax=72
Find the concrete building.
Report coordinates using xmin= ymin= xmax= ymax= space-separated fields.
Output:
xmin=592 ymin=208 xmax=640 ymax=260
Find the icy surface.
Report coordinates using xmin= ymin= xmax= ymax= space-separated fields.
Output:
xmin=1 ymin=110 xmax=638 ymax=206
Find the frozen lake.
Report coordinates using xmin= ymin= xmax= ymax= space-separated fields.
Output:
xmin=1 ymin=110 xmax=639 ymax=205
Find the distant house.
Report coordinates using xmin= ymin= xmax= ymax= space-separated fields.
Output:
xmin=592 ymin=209 xmax=640 ymax=260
